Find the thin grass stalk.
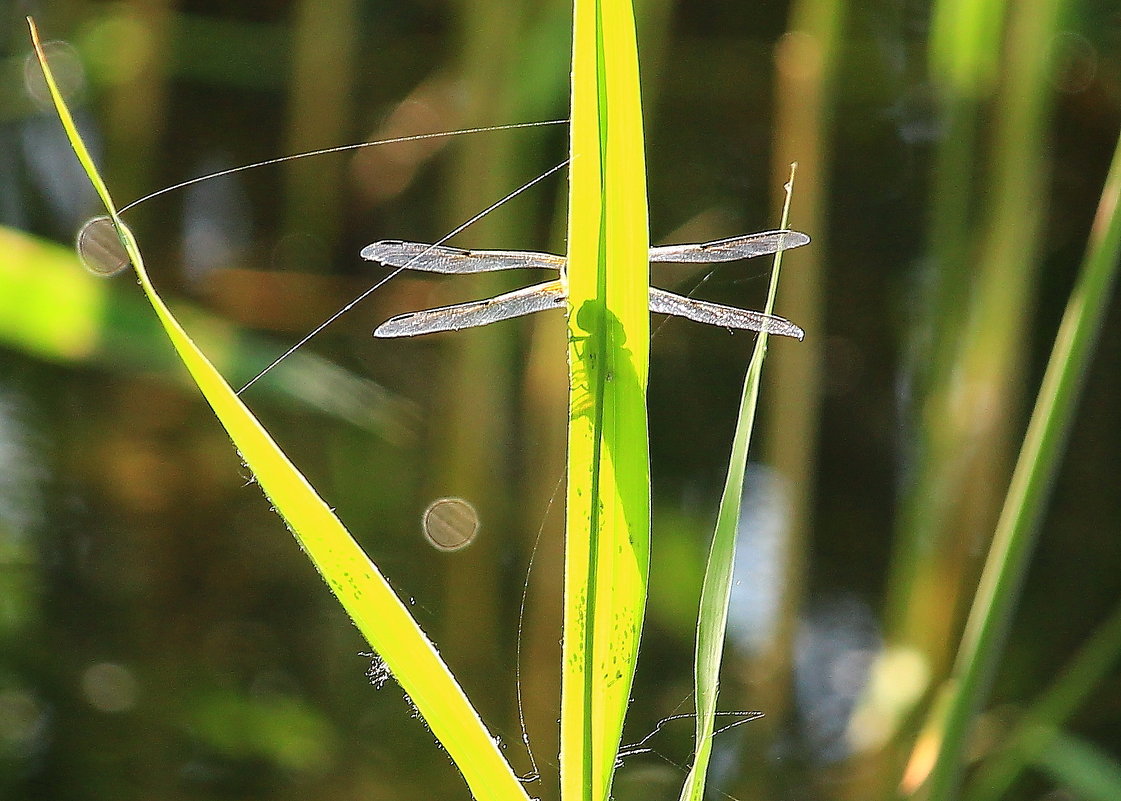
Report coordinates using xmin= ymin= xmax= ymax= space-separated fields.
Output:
xmin=923 ymin=123 xmax=1121 ymax=801
xmin=561 ymin=0 xmax=650 ymax=799
xmin=746 ymin=0 xmax=845 ymax=775
xmin=678 ymin=170 xmax=798 ymax=801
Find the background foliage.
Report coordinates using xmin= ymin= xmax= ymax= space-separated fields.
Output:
xmin=1 ymin=1 xmax=1119 ymax=800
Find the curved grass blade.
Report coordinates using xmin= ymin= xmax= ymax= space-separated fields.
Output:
xmin=561 ymin=1 xmax=650 ymax=800
xmin=965 ymin=599 xmax=1121 ymax=801
xmin=28 ymin=18 xmax=530 ymax=801
xmin=1034 ymin=730 xmax=1121 ymax=801
xmin=678 ymin=167 xmax=800 ymax=801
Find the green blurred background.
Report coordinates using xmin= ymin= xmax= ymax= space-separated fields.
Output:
xmin=2 ymin=1 xmax=1119 ymax=800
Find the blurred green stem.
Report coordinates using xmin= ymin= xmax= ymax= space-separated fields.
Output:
xmin=432 ymin=0 xmax=533 ymax=735
xmin=879 ymin=0 xmax=1070 ymax=788
xmin=924 ymin=117 xmax=1121 ymax=801
xmin=282 ymin=0 xmax=358 ymax=248
xmin=104 ymin=0 xmax=173 ymax=207
xmin=739 ymin=0 xmax=844 ymax=794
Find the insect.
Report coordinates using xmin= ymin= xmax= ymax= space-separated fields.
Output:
xmin=362 ymin=230 xmax=809 ymax=340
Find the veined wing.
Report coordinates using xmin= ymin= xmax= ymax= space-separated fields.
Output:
xmin=649 ymin=229 xmax=810 ymax=263
xmin=362 ymin=240 xmax=566 ymax=274
xmin=649 ymin=287 xmax=805 ymax=340
xmin=374 ymin=280 xmax=566 ymax=337
xmin=378 ymin=282 xmax=804 ymax=340
xmin=364 ymin=229 xmax=808 ymax=273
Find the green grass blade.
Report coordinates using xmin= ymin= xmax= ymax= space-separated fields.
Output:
xmin=28 ymin=18 xmax=529 ymax=801
xmin=561 ymin=1 xmax=650 ymax=800
xmin=965 ymin=599 xmax=1121 ymax=801
xmin=678 ymin=168 xmax=798 ymax=801
xmin=923 ymin=123 xmax=1121 ymax=801
xmin=1034 ymin=730 xmax=1121 ymax=801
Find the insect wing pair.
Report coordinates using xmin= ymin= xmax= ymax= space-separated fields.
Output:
xmin=362 ymin=230 xmax=809 ymax=340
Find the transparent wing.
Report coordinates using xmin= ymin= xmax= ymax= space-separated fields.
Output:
xmin=365 ymin=230 xmax=809 ymax=273
xmin=374 ymin=280 xmax=566 ymax=337
xmin=649 ymin=229 xmax=810 ymax=263
xmin=649 ymin=287 xmax=805 ymax=340
xmin=361 ymin=240 xmax=566 ymax=274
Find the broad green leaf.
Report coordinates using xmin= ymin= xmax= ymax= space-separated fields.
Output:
xmin=561 ymin=1 xmax=650 ymax=800
xmin=28 ymin=18 xmax=529 ymax=801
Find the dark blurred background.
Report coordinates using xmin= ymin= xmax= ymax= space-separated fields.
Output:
xmin=1 ymin=1 xmax=1120 ymax=800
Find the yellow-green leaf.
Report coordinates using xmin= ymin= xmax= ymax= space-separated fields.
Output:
xmin=561 ymin=2 xmax=650 ymax=800
xmin=28 ymin=18 xmax=529 ymax=801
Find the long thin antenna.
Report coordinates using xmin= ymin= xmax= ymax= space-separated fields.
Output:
xmin=236 ymin=157 xmax=571 ymax=395
xmin=512 ymin=472 xmax=568 ymax=785
xmin=118 ymin=119 xmax=567 ymax=213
